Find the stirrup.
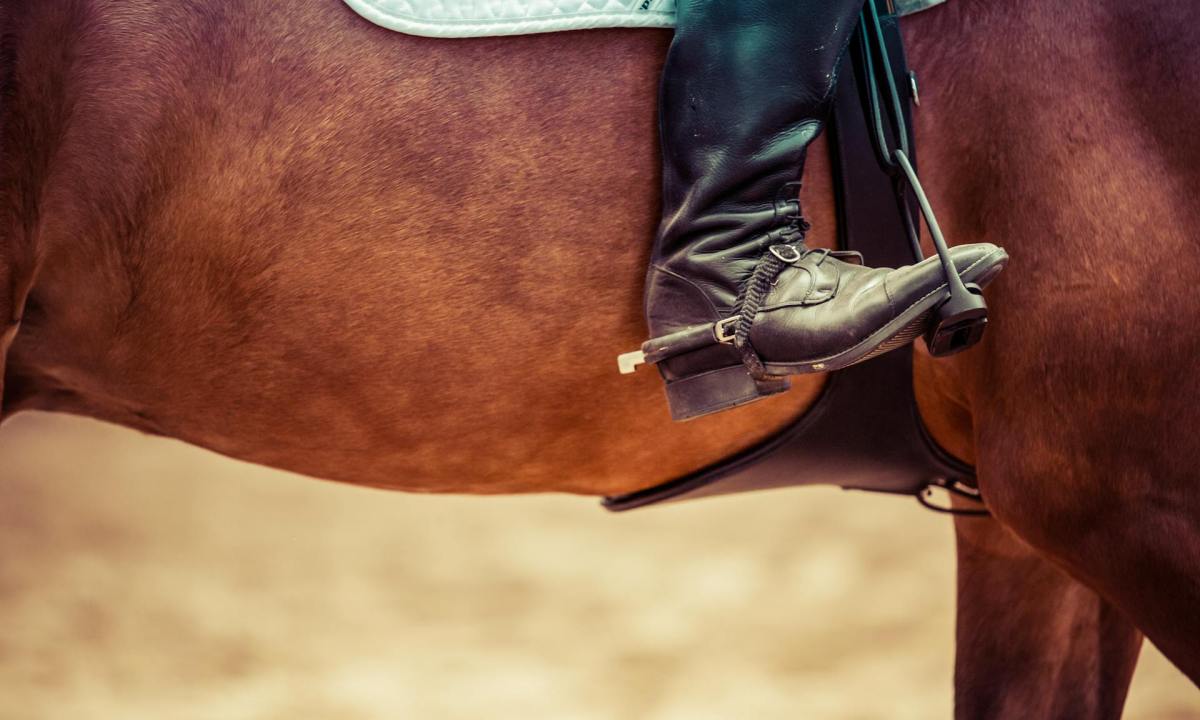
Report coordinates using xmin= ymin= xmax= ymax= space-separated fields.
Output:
xmin=890 ymin=150 xmax=991 ymax=358
xmin=925 ymin=283 xmax=988 ymax=357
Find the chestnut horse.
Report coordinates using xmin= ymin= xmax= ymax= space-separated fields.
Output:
xmin=1 ymin=0 xmax=1197 ymax=714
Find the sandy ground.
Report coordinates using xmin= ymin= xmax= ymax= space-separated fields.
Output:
xmin=0 ymin=412 xmax=1195 ymax=720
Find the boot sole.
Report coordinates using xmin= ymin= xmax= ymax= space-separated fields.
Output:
xmin=760 ymin=247 xmax=1009 ymax=375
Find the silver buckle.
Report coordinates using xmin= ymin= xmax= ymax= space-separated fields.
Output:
xmin=769 ymin=244 xmax=803 ymax=263
xmin=714 ymin=316 xmax=739 ymax=343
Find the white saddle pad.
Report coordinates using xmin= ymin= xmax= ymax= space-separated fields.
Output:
xmin=343 ymin=0 xmax=945 ymax=38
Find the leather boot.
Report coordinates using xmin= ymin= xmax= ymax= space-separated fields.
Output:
xmin=631 ymin=0 xmax=1007 ymax=421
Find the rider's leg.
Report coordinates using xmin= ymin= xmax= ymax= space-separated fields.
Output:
xmin=637 ymin=0 xmax=1008 ymax=420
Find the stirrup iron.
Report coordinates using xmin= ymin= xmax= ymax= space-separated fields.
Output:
xmin=926 ymin=283 xmax=988 ymax=356
xmin=891 ymin=150 xmax=990 ymax=358
xmin=862 ymin=0 xmax=990 ymax=359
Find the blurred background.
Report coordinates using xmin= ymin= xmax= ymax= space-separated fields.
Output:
xmin=0 ymin=412 xmax=1196 ymax=720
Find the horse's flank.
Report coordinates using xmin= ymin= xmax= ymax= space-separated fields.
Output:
xmin=0 ymin=0 xmax=830 ymax=495
xmin=4 ymin=0 xmax=1200 ymax=505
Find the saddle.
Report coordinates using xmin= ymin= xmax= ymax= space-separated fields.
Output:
xmin=347 ymin=0 xmax=982 ymax=513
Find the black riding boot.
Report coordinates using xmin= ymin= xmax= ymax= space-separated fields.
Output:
xmin=624 ymin=0 xmax=1007 ymax=421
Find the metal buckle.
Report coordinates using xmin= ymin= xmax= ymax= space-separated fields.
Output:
xmin=714 ymin=316 xmax=739 ymax=343
xmin=769 ymin=244 xmax=803 ymax=264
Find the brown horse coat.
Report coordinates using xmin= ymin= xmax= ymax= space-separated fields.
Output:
xmin=2 ymin=0 xmax=1198 ymax=711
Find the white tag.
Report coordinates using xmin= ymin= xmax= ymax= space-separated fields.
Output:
xmin=635 ymin=0 xmax=674 ymax=13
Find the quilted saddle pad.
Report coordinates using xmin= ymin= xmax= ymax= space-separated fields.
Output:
xmin=343 ymin=0 xmax=946 ymax=38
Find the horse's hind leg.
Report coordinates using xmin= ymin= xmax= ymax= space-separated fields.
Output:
xmin=953 ymin=514 xmax=1142 ymax=719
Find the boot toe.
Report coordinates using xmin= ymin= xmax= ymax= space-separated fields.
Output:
xmin=946 ymin=243 xmax=1008 ymax=287
xmin=748 ymin=243 xmax=1008 ymax=372
xmin=886 ymin=243 xmax=1007 ymax=305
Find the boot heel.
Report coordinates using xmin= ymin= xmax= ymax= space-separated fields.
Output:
xmin=664 ymin=364 xmax=790 ymax=421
